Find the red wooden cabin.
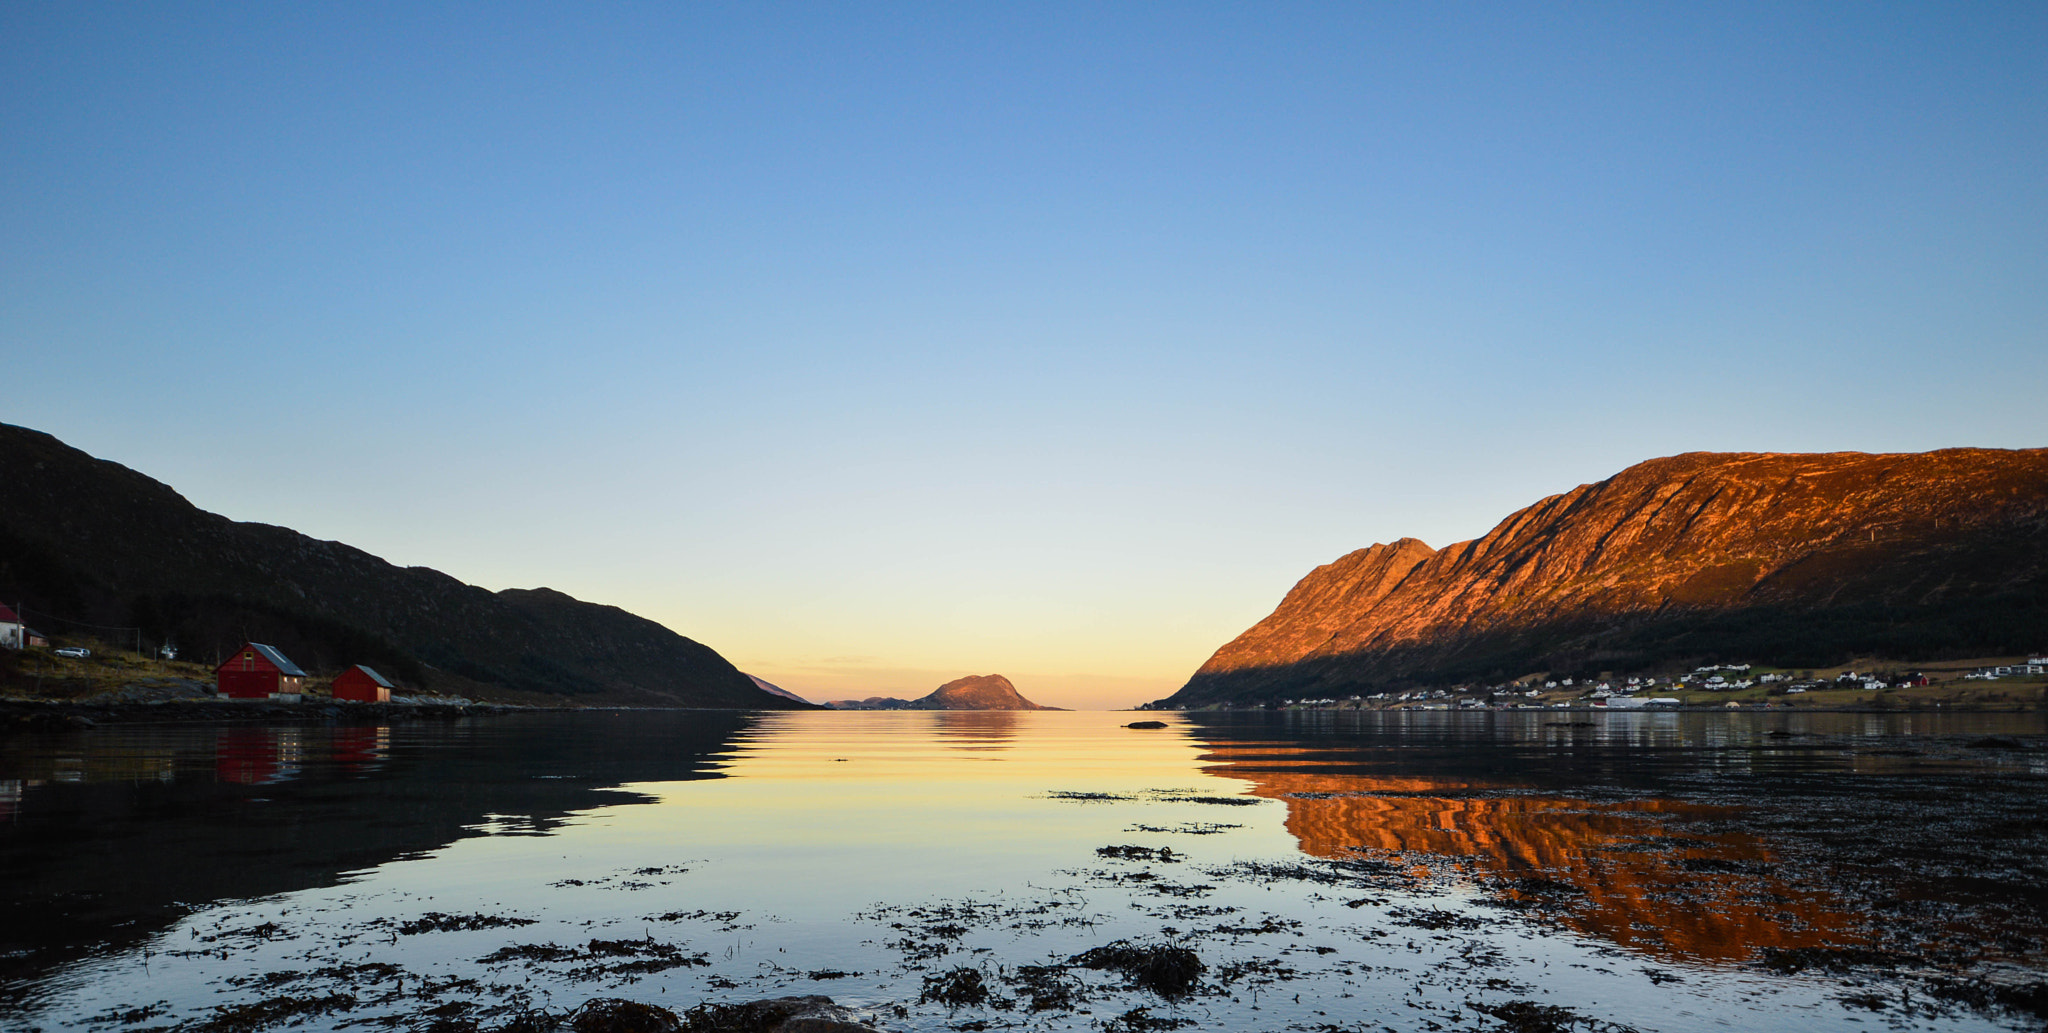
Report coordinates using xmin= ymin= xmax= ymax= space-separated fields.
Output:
xmin=216 ymin=643 xmax=307 ymax=699
xmin=331 ymin=664 xmax=394 ymax=703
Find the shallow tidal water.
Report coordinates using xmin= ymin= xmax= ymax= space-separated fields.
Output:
xmin=3 ymin=709 xmax=2046 ymax=1033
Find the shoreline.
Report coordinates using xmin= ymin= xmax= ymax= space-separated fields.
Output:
xmin=3 ymin=697 xmax=2042 ymax=729
xmin=0 ymin=698 xmax=809 ymax=729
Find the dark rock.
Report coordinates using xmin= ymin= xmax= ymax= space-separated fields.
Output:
xmin=1125 ymin=720 xmax=1168 ymax=729
xmin=1966 ymin=736 xmax=2024 ymax=749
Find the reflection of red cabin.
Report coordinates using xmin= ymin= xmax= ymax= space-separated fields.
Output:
xmin=216 ymin=728 xmax=301 ymax=784
xmin=332 ymin=726 xmax=390 ymax=771
xmin=216 ymin=643 xmax=306 ymax=699
xmin=331 ymin=664 xmax=394 ymax=702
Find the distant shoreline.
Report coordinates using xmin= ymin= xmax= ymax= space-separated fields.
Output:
xmin=4 ymin=696 xmax=2040 ymax=730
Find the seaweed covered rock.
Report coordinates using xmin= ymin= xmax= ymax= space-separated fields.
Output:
xmin=568 ymin=999 xmax=683 ymax=1033
xmin=521 ymin=997 xmax=877 ymax=1033
xmin=679 ymin=996 xmax=876 ymax=1032
xmin=918 ymin=967 xmax=989 ymax=1008
xmin=1070 ymin=942 xmax=1205 ymax=998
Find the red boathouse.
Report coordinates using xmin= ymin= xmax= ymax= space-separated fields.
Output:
xmin=331 ymin=664 xmax=394 ymax=703
xmin=216 ymin=643 xmax=307 ymax=699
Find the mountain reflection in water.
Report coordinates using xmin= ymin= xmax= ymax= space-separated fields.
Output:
xmin=4 ymin=708 xmax=2044 ymax=1033
xmin=1201 ymin=746 xmax=1861 ymax=963
xmin=932 ymin=710 xmax=1019 ymax=750
xmin=0 ymin=713 xmax=754 ymax=994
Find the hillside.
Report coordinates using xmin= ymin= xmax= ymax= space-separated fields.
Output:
xmin=746 ymin=674 xmax=814 ymax=705
xmin=0 ymin=424 xmax=807 ymax=708
xmin=826 ymin=674 xmax=1060 ymax=710
xmin=916 ymin=674 xmax=1059 ymax=710
xmin=1161 ymin=449 xmax=2048 ymax=707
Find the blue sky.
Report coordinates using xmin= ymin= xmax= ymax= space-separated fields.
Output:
xmin=4 ymin=3 xmax=2043 ymax=707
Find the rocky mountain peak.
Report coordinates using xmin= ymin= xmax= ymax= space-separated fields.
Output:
xmin=920 ymin=674 xmax=1057 ymax=710
xmin=1161 ymin=447 xmax=2048 ymax=707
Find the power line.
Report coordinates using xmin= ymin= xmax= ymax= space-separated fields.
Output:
xmin=15 ymin=606 xmax=146 ymax=654
xmin=16 ymin=606 xmax=141 ymax=634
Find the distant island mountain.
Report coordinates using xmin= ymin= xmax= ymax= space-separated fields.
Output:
xmin=827 ymin=674 xmax=1060 ymax=710
xmin=0 ymin=423 xmax=808 ymax=709
xmin=1157 ymin=449 xmax=2048 ymax=708
xmin=746 ymin=674 xmax=813 ymax=705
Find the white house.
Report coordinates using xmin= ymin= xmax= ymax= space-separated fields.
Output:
xmin=0 ymin=603 xmax=20 ymax=650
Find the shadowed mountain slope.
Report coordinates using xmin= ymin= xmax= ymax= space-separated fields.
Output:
xmin=746 ymin=674 xmax=813 ymax=705
xmin=1162 ymin=449 xmax=2048 ymax=707
xmin=0 ymin=423 xmax=805 ymax=708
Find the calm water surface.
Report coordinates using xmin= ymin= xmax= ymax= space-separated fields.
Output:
xmin=3 ymin=710 xmax=2045 ymax=1032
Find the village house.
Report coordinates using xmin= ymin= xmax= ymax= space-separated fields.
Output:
xmin=0 ymin=604 xmax=21 ymax=650
xmin=216 ymin=643 xmax=307 ymax=701
xmin=330 ymin=664 xmax=395 ymax=703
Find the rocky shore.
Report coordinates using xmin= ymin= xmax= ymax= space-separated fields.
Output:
xmin=0 ymin=696 xmax=563 ymax=731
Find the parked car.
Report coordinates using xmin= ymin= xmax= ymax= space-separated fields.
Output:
xmin=53 ymin=646 xmax=91 ymax=659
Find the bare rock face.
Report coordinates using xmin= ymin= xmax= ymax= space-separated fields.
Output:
xmin=917 ymin=674 xmax=1059 ymax=710
xmin=1162 ymin=448 xmax=2048 ymax=706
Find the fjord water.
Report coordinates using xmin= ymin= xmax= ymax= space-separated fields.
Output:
xmin=3 ymin=711 xmax=2044 ymax=1032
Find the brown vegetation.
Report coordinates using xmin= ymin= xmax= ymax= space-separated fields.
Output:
xmin=1168 ymin=448 xmax=2048 ymax=706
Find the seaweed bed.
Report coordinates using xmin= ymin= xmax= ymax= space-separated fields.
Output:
xmin=8 ymin=729 xmax=2048 ymax=1033
xmin=57 ymin=817 xmax=2047 ymax=1033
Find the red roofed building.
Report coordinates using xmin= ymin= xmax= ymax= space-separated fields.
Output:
xmin=0 ymin=603 xmax=21 ymax=650
xmin=331 ymin=664 xmax=394 ymax=703
xmin=216 ymin=643 xmax=307 ymax=700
